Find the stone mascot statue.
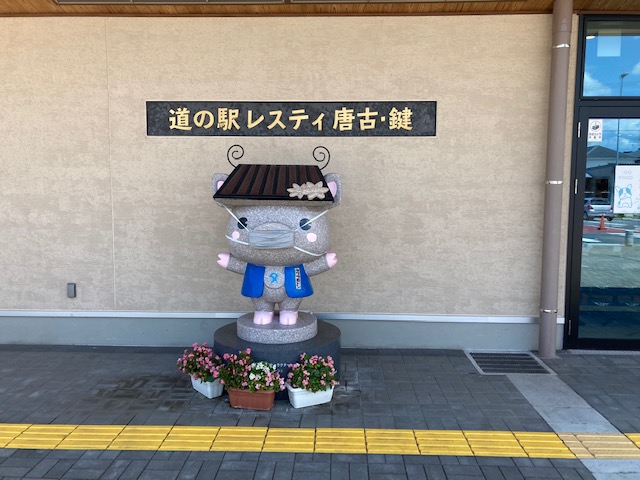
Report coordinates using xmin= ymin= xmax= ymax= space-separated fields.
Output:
xmin=212 ymin=160 xmax=341 ymax=327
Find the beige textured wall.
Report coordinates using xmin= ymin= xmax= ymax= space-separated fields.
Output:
xmin=0 ymin=15 xmax=561 ymax=316
xmin=0 ymin=18 xmax=114 ymax=310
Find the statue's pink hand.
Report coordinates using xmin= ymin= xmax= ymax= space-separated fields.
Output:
xmin=326 ymin=252 xmax=338 ymax=268
xmin=217 ymin=253 xmax=230 ymax=269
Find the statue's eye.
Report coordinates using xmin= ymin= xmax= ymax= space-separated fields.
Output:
xmin=300 ymin=219 xmax=311 ymax=231
xmin=238 ymin=217 xmax=248 ymax=229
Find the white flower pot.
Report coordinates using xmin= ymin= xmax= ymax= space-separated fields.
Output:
xmin=286 ymin=384 xmax=334 ymax=408
xmin=191 ymin=376 xmax=223 ymax=399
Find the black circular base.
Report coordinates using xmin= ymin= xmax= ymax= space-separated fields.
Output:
xmin=213 ymin=320 xmax=341 ymax=400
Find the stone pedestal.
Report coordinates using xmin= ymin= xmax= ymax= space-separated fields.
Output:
xmin=213 ymin=319 xmax=341 ymax=400
xmin=236 ymin=311 xmax=317 ymax=344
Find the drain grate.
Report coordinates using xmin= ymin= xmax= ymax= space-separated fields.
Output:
xmin=466 ymin=351 xmax=554 ymax=375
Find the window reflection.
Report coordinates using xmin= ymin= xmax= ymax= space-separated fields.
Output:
xmin=583 ymin=19 xmax=640 ymax=97
xmin=585 ymin=119 xmax=640 ymax=199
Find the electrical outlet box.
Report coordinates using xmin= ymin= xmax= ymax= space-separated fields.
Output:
xmin=67 ymin=283 xmax=76 ymax=298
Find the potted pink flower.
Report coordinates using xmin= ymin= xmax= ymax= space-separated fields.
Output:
xmin=177 ymin=342 xmax=223 ymax=399
xmin=218 ymin=348 xmax=284 ymax=410
xmin=286 ymin=353 xmax=338 ymax=408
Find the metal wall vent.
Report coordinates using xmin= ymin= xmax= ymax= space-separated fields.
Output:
xmin=465 ymin=351 xmax=555 ymax=375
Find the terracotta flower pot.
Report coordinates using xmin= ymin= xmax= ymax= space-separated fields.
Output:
xmin=227 ymin=387 xmax=275 ymax=410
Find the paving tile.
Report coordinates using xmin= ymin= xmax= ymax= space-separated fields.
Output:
xmin=293 ymin=461 xmax=331 ymax=472
xmin=291 ymin=472 xmax=329 ymax=480
xmin=476 ymin=457 xmax=516 ymax=467
xmin=517 ymin=466 xmax=563 ymax=478
xmin=98 ymin=459 xmax=131 ymax=480
xmin=60 ymin=467 xmax=106 ymax=479
xmin=449 ymin=462 xmax=488 ymax=476
xmin=215 ymin=471 xmax=253 ymax=480
xmin=498 ymin=466 xmax=525 ymax=480
xmin=39 ymin=459 xmax=76 ymax=479
xmin=0 ymin=466 xmax=32 ymax=478
xmin=67 ymin=458 xmax=113 ymax=470
xmin=0 ymin=457 xmax=41 ymax=468
xmin=260 ymin=453 xmax=296 ymax=462
xmin=272 ymin=461 xmax=294 ymax=480
xmin=218 ymin=459 xmax=258 ymax=471
xmin=365 ymin=454 xmax=385 ymax=464
xmin=423 ymin=464 xmax=447 ymax=480
xmin=116 ymin=451 xmax=156 ymax=461
xmin=555 ymin=467 xmax=590 ymax=480
xmin=349 ymin=462 xmax=369 ymax=478
xmin=194 ymin=460 xmax=220 ymax=479
xmin=253 ymin=461 xmax=276 ymax=480
xmin=2 ymin=347 xmax=640 ymax=478
xmin=138 ymin=470 xmax=180 ymax=480
xmin=403 ymin=464 xmax=426 ymax=479
xmin=117 ymin=460 xmax=149 ymax=480
xmin=445 ymin=475 xmax=485 ymax=480
xmin=368 ymin=463 xmax=407 ymax=474
xmin=174 ymin=460 xmax=203 ymax=480
xmin=402 ymin=455 xmax=442 ymax=465
xmin=21 ymin=458 xmax=59 ymax=479
xmin=329 ymin=462 xmax=349 ymax=480
xmin=479 ymin=465 xmax=507 ymax=480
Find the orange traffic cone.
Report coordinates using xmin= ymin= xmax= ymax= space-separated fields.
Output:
xmin=598 ymin=214 xmax=607 ymax=230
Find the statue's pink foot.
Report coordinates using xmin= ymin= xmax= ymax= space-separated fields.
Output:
xmin=253 ymin=311 xmax=274 ymax=325
xmin=279 ymin=311 xmax=298 ymax=325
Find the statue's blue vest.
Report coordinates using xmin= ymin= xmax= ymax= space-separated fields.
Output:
xmin=241 ymin=263 xmax=313 ymax=298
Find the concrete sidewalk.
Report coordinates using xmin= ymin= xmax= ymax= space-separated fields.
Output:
xmin=1 ymin=346 xmax=640 ymax=479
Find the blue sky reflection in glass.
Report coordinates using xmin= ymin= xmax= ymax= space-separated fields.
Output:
xmin=583 ymin=20 xmax=640 ymax=98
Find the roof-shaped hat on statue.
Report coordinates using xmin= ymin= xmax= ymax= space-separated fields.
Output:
xmin=213 ymin=146 xmax=336 ymax=207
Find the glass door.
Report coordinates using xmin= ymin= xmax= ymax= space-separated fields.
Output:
xmin=567 ymin=107 xmax=640 ymax=348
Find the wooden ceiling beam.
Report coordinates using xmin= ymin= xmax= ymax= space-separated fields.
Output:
xmin=0 ymin=0 xmax=639 ymax=16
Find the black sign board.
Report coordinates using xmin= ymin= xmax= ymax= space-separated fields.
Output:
xmin=147 ymin=101 xmax=436 ymax=137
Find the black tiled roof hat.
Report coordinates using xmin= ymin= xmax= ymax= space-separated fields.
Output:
xmin=214 ymin=164 xmax=334 ymax=207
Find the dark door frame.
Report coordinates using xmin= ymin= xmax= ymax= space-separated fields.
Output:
xmin=565 ymin=14 xmax=640 ymax=349
xmin=566 ymin=106 xmax=640 ymax=349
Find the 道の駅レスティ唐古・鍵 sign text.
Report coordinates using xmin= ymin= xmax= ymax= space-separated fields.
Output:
xmin=147 ymin=101 xmax=436 ymax=137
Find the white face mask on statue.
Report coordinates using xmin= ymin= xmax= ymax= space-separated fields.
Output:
xmin=219 ymin=205 xmax=328 ymax=257
xmin=248 ymin=229 xmax=295 ymax=249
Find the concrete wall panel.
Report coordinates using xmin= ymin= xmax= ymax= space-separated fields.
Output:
xmin=0 ymin=15 xmax=559 ymax=321
xmin=0 ymin=18 xmax=114 ymax=310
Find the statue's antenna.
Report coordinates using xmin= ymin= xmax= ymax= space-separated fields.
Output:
xmin=313 ymin=146 xmax=330 ymax=171
xmin=227 ymin=144 xmax=244 ymax=168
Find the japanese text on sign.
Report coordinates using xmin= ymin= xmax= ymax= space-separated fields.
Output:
xmin=146 ymin=101 xmax=436 ymax=137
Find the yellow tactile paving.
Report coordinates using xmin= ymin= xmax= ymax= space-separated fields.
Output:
xmin=6 ymin=424 xmax=76 ymax=450
xmin=627 ymin=433 xmax=640 ymax=448
xmin=315 ymin=428 xmax=366 ymax=454
xmin=3 ymin=424 xmax=640 ymax=459
xmin=574 ymin=433 xmax=640 ymax=459
xmin=365 ymin=429 xmax=420 ymax=455
xmin=514 ymin=432 xmax=575 ymax=458
xmin=464 ymin=431 xmax=527 ymax=457
xmin=58 ymin=426 xmax=125 ymax=450
xmin=414 ymin=430 xmax=473 ymax=456
xmin=159 ymin=426 xmax=220 ymax=451
xmin=210 ymin=427 xmax=267 ymax=452
xmin=0 ymin=424 xmax=30 ymax=448
xmin=108 ymin=425 xmax=171 ymax=451
xmin=558 ymin=434 xmax=595 ymax=458
xmin=263 ymin=428 xmax=315 ymax=452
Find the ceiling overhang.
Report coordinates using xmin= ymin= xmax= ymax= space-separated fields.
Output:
xmin=0 ymin=0 xmax=639 ymax=16
xmin=52 ymin=0 xmax=524 ymax=4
